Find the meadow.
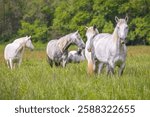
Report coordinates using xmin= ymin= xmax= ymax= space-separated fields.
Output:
xmin=0 ymin=45 xmax=150 ymax=100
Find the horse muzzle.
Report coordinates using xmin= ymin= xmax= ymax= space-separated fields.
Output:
xmin=120 ymin=39 xmax=125 ymax=44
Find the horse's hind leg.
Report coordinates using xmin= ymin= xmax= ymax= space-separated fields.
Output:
xmin=106 ymin=64 xmax=110 ymax=75
xmin=118 ymin=63 xmax=125 ymax=76
xmin=18 ymin=58 xmax=22 ymax=67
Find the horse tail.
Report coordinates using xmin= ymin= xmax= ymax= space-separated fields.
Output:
xmin=87 ymin=60 xmax=94 ymax=75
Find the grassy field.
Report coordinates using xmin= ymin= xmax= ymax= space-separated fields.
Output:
xmin=0 ymin=45 xmax=150 ymax=100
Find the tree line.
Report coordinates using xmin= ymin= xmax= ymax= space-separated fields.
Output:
xmin=0 ymin=0 xmax=149 ymax=45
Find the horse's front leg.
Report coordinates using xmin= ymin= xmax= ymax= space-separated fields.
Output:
xmin=47 ymin=56 xmax=53 ymax=67
xmin=61 ymin=58 xmax=68 ymax=67
xmin=9 ymin=59 xmax=13 ymax=69
xmin=6 ymin=60 xmax=10 ymax=69
xmin=98 ymin=63 xmax=104 ymax=74
xmin=108 ymin=61 xmax=115 ymax=76
xmin=118 ymin=62 xmax=125 ymax=76
xmin=61 ymin=53 xmax=68 ymax=68
xmin=92 ymin=51 xmax=97 ymax=74
xmin=18 ymin=58 xmax=22 ymax=67
xmin=93 ymin=60 xmax=99 ymax=74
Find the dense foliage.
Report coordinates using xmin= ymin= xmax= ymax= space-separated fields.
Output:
xmin=0 ymin=0 xmax=149 ymax=44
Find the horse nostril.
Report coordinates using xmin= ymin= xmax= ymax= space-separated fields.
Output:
xmin=121 ymin=40 xmax=125 ymax=44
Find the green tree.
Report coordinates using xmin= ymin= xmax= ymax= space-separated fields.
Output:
xmin=18 ymin=20 xmax=48 ymax=42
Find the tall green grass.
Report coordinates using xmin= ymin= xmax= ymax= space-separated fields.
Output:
xmin=0 ymin=45 xmax=150 ymax=100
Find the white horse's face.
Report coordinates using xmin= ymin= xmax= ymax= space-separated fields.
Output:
xmin=86 ymin=26 xmax=99 ymax=52
xmin=26 ymin=37 xmax=34 ymax=50
xmin=115 ymin=16 xmax=128 ymax=44
xmin=72 ymin=31 xmax=85 ymax=49
xmin=86 ymin=26 xmax=99 ymax=40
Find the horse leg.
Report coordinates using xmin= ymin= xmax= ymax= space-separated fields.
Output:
xmin=62 ymin=53 xmax=68 ymax=67
xmin=118 ymin=63 xmax=125 ymax=76
xmin=18 ymin=58 xmax=22 ymax=67
xmin=62 ymin=59 xmax=67 ymax=67
xmin=6 ymin=60 xmax=10 ymax=69
xmin=108 ymin=61 xmax=115 ymax=76
xmin=98 ymin=63 xmax=104 ymax=74
xmin=93 ymin=60 xmax=99 ymax=74
xmin=14 ymin=63 xmax=16 ymax=69
xmin=9 ymin=59 xmax=13 ymax=69
xmin=106 ymin=64 xmax=110 ymax=75
xmin=47 ymin=56 xmax=53 ymax=67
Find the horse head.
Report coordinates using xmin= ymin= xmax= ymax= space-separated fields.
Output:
xmin=71 ymin=31 xmax=85 ymax=50
xmin=25 ymin=36 xmax=34 ymax=51
xmin=85 ymin=25 xmax=99 ymax=52
xmin=115 ymin=16 xmax=129 ymax=44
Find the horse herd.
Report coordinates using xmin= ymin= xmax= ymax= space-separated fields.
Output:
xmin=4 ymin=16 xmax=129 ymax=76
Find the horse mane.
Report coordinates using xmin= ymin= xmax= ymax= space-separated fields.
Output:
xmin=13 ymin=37 xmax=27 ymax=43
xmin=14 ymin=36 xmax=30 ymax=54
xmin=15 ymin=42 xmax=25 ymax=54
xmin=57 ymin=33 xmax=73 ymax=52
xmin=118 ymin=19 xmax=127 ymax=26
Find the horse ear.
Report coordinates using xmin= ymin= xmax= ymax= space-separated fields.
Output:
xmin=115 ymin=16 xmax=119 ymax=23
xmin=28 ymin=36 xmax=31 ymax=39
xmin=125 ymin=15 xmax=129 ymax=22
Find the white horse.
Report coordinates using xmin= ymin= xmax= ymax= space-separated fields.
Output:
xmin=87 ymin=16 xmax=129 ymax=76
xmin=46 ymin=31 xmax=85 ymax=67
xmin=4 ymin=36 xmax=34 ymax=69
xmin=85 ymin=25 xmax=99 ymax=74
xmin=67 ymin=48 xmax=85 ymax=63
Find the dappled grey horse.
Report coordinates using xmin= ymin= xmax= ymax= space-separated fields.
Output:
xmin=46 ymin=31 xmax=85 ymax=67
xmin=4 ymin=36 xmax=34 ymax=69
xmin=87 ymin=16 xmax=129 ymax=76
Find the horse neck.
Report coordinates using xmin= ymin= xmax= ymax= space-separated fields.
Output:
xmin=112 ymin=27 xmax=124 ymax=53
xmin=15 ymin=43 xmax=25 ymax=55
xmin=85 ymin=35 xmax=95 ymax=48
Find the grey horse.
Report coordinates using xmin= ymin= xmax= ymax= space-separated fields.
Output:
xmin=46 ymin=31 xmax=85 ymax=67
